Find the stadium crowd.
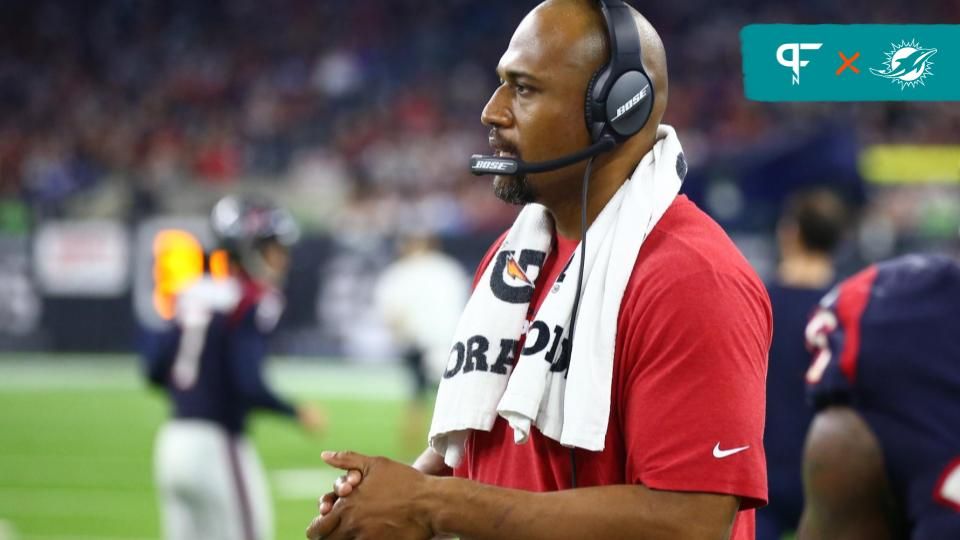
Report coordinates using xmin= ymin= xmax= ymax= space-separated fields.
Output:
xmin=0 ymin=0 xmax=958 ymax=236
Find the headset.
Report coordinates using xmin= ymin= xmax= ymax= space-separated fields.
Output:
xmin=469 ymin=0 xmax=653 ymax=176
xmin=469 ymin=0 xmax=654 ymax=490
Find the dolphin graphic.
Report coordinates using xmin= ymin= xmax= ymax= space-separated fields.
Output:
xmin=870 ymin=46 xmax=937 ymax=82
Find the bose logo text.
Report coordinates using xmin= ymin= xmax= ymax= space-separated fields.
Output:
xmin=475 ymin=160 xmax=512 ymax=171
xmin=611 ymin=85 xmax=649 ymax=122
xmin=776 ymin=43 xmax=822 ymax=85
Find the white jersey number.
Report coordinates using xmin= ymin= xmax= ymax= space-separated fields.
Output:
xmin=171 ymin=311 xmax=212 ymax=391
xmin=804 ymin=308 xmax=838 ymax=384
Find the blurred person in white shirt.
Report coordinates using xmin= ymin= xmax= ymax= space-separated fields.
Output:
xmin=374 ymin=232 xmax=470 ymax=454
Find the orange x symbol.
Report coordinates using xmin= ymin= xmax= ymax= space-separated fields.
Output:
xmin=836 ymin=51 xmax=860 ymax=75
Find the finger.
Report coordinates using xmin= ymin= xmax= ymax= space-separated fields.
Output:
xmin=306 ymin=511 xmax=341 ymax=540
xmin=334 ymin=475 xmax=353 ymax=497
xmin=346 ymin=469 xmax=362 ymax=486
xmin=321 ymin=450 xmax=370 ymax=472
xmin=333 ymin=470 xmax=363 ymax=497
xmin=305 ymin=515 xmax=321 ymax=540
xmin=333 ymin=475 xmax=353 ymax=497
xmin=317 ymin=492 xmax=336 ymax=515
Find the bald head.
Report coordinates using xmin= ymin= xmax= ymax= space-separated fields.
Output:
xmin=519 ymin=0 xmax=607 ymax=77
xmin=535 ymin=0 xmax=669 ymax=133
xmin=624 ymin=5 xmax=668 ymax=129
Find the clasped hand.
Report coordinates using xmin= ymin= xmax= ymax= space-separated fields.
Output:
xmin=305 ymin=450 xmax=435 ymax=540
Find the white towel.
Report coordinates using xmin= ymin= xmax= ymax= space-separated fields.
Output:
xmin=429 ymin=125 xmax=686 ymax=468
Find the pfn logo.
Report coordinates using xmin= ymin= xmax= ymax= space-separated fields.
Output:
xmin=776 ymin=43 xmax=823 ymax=85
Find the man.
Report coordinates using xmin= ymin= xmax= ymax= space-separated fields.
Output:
xmin=798 ymin=252 xmax=960 ymax=539
xmin=143 ymin=196 xmax=325 ymax=540
xmin=307 ymin=1 xmax=771 ymax=539
xmin=759 ymin=189 xmax=847 ymax=540
xmin=374 ymin=232 xmax=470 ymax=455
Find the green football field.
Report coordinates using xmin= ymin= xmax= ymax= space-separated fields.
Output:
xmin=0 ymin=355 xmax=425 ymax=540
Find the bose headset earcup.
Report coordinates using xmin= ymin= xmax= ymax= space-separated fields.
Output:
xmin=604 ymin=70 xmax=652 ymax=138
xmin=585 ymin=0 xmax=654 ymax=144
xmin=584 ymin=68 xmax=606 ymax=142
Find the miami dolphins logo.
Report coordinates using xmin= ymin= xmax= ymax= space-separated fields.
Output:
xmin=870 ymin=39 xmax=937 ymax=90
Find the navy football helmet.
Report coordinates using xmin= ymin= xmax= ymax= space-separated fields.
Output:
xmin=210 ymin=195 xmax=299 ymax=280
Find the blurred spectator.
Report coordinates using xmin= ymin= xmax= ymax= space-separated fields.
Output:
xmin=374 ymin=232 xmax=469 ymax=455
xmin=760 ymin=188 xmax=849 ymax=540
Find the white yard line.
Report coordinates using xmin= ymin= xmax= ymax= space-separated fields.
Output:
xmin=0 ymin=355 xmax=411 ymax=400
xmin=0 ymin=520 xmax=17 ymax=540
xmin=26 ymin=536 xmax=151 ymax=540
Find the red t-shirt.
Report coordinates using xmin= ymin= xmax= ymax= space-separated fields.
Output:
xmin=454 ymin=195 xmax=771 ymax=539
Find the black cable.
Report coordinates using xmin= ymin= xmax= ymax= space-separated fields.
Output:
xmin=566 ymin=156 xmax=594 ymax=368
xmin=566 ymin=156 xmax=596 ymax=489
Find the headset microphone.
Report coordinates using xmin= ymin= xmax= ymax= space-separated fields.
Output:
xmin=470 ymin=136 xmax=616 ymax=176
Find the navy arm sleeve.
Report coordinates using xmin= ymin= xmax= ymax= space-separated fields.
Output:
xmin=139 ymin=325 xmax=182 ymax=387
xmin=227 ymin=308 xmax=297 ymax=417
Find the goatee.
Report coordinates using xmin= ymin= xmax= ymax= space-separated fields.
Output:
xmin=493 ymin=174 xmax=536 ymax=206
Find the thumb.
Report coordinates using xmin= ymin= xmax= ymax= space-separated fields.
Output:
xmin=321 ymin=450 xmax=370 ymax=472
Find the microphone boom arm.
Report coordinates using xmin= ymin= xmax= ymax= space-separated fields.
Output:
xmin=470 ymin=136 xmax=616 ymax=176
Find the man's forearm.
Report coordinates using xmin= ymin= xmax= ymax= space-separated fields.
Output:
xmin=424 ymin=477 xmax=739 ymax=540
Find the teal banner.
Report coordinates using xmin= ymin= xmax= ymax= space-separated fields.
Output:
xmin=741 ymin=24 xmax=960 ymax=101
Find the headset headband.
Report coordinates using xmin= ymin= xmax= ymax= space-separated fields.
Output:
xmin=587 ymin=0 xmax=654 ymax=142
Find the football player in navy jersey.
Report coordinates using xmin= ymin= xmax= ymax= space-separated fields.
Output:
xmin=142 ymin=196 xmax=325 ymax=540
xmin=799 ymin=252 xmax=960 ymax=539
xmin=760 ymin=189 xmax=848 ymax=540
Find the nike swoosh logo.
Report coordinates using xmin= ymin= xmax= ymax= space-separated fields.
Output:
xmin=713 ymin=443 xmax=750 ymax=459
